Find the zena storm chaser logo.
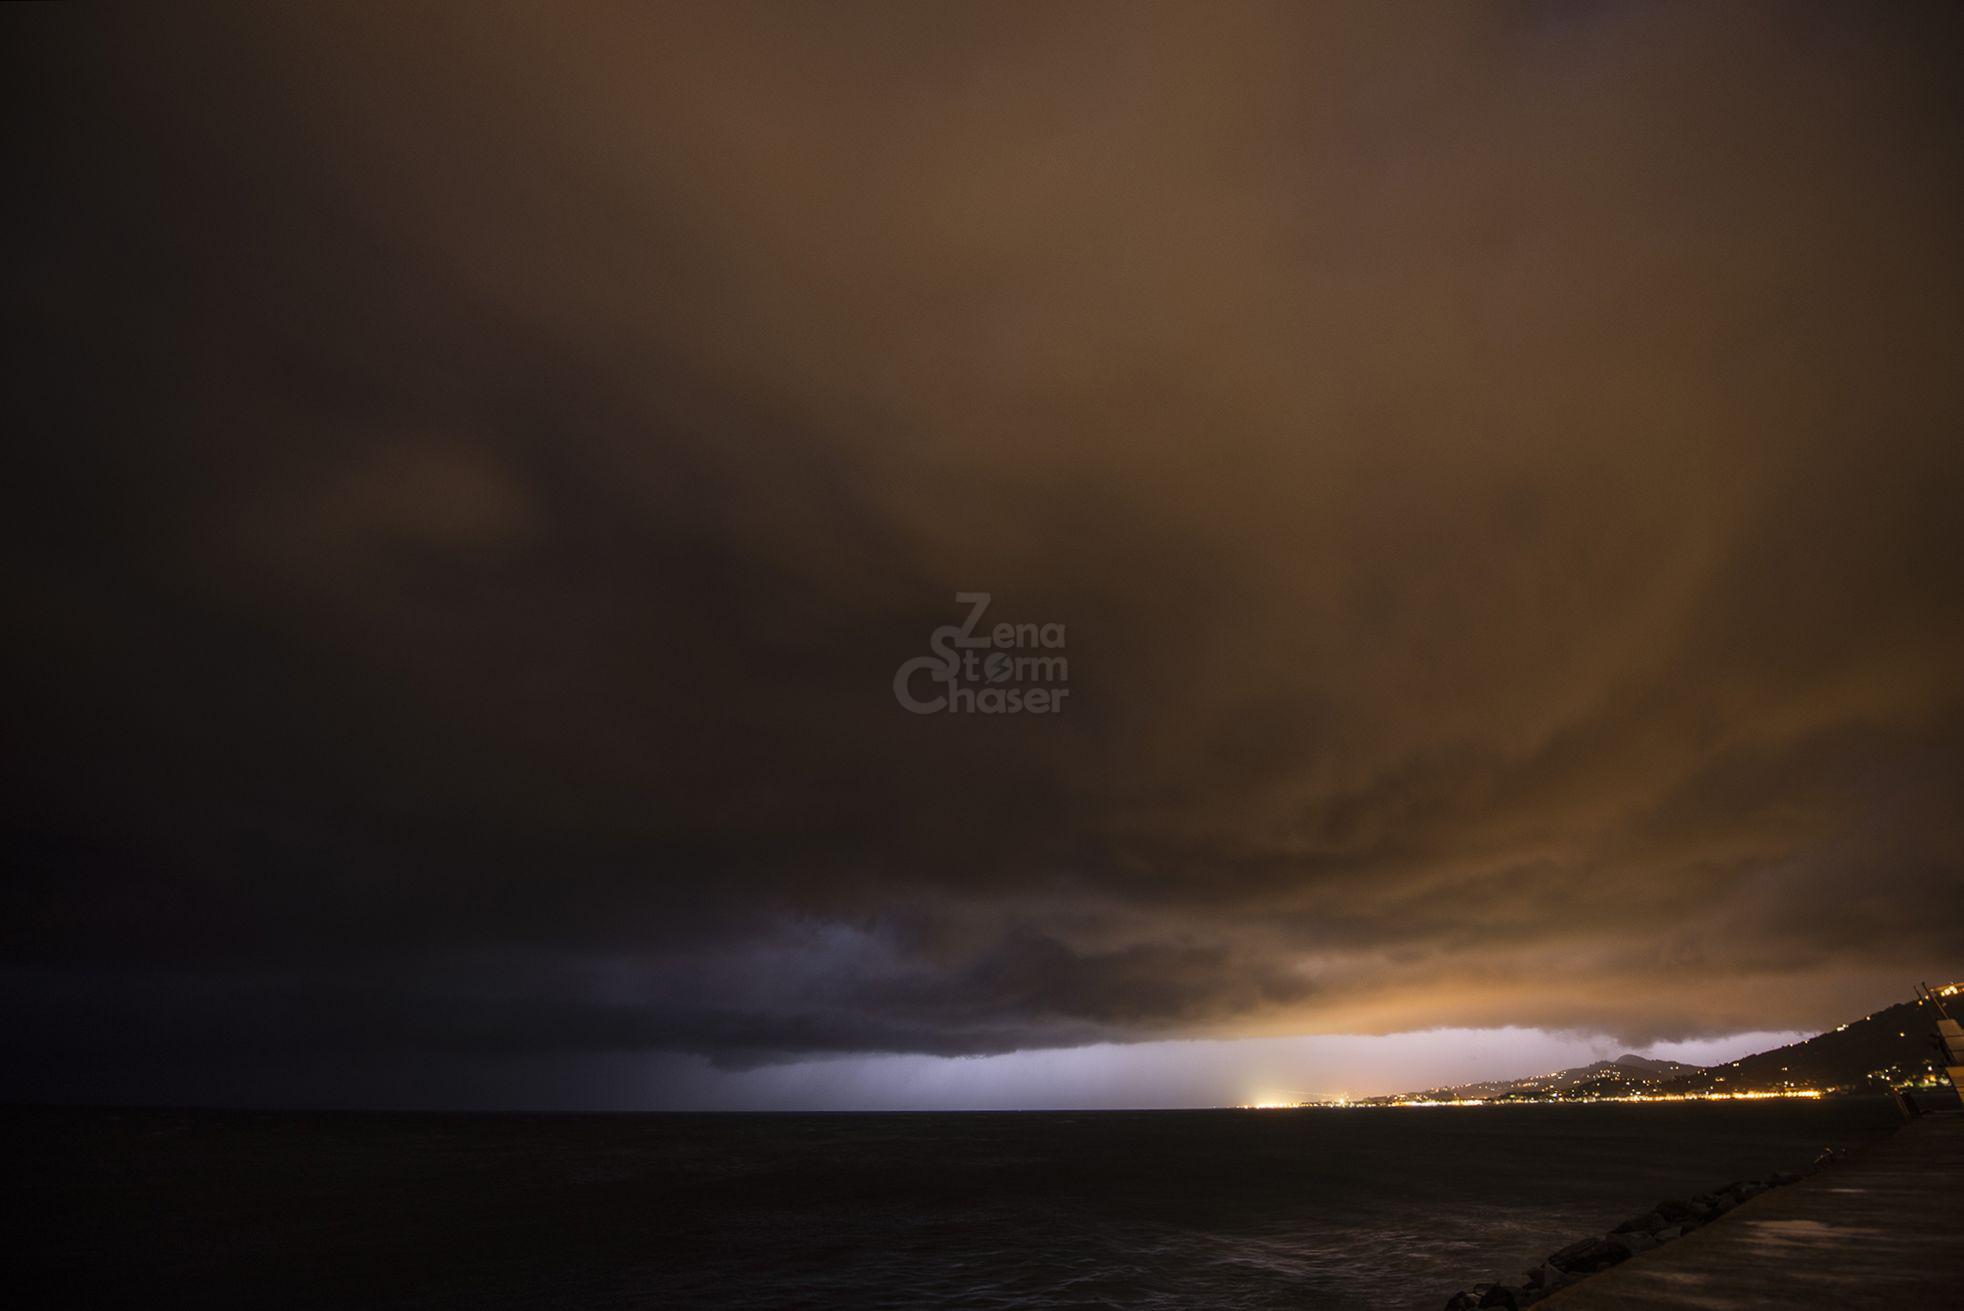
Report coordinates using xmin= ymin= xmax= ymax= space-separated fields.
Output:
xmin=893 ymin=592 xmax=1069 ymax=715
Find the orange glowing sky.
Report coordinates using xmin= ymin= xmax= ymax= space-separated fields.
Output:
xmin=5 ymin=2 xmax=1961 ymax=1108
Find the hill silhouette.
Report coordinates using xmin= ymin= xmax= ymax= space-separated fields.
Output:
xmin=1661 ymin=989 xmax=1956 ymax=1097
xmin=1370 ymin=984 xmax=1959 ymax=1103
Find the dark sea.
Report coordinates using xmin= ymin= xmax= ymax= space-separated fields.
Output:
xmin=10 ymin=1099 xmax=1902 ymax=1310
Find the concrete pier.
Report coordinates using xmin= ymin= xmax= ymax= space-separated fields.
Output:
xmin=1543 ymin=1112 xmax=1963 ymax=1309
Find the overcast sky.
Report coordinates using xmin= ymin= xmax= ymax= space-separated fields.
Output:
xmin=5 ymin=2 xmax=1961 ymax=1109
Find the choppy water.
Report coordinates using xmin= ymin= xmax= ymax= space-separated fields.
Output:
xmin=11 ymin=1099 xmax=1901 ymax=1309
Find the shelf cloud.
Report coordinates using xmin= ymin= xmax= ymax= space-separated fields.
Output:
xmin=5 ymin=2 xmax=1962 ymax=1104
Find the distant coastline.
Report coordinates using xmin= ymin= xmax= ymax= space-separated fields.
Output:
xmin=1282 ymin=985 xmax=1962 ymax=1110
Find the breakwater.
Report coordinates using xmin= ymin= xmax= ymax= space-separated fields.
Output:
xmin=1441 ymin=1110 xmax=1964 ymax=1311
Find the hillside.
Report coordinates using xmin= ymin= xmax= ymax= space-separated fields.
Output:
xmin=1366 ymin=984 xmax=1960 ymax=1104
xmin=1661 ymin=989 xmax=1956 ymax=1097
xmin=1382 ymin=1054 xmax=1703 ymax=1104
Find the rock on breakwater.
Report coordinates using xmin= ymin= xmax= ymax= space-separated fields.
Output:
xmin=1438 ymin=1146 xmax=1848 ymax=1309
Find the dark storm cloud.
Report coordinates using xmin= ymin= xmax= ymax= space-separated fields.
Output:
xmin=5 ymin=2 xmax=1963 ymax=1098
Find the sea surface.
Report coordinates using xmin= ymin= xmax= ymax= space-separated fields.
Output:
xmin=9 ymin=1098 xmax=1903 ymax=1310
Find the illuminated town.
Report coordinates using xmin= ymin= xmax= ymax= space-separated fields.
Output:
xmin=1245 ymin=982 xmax=1963 ymax=1110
